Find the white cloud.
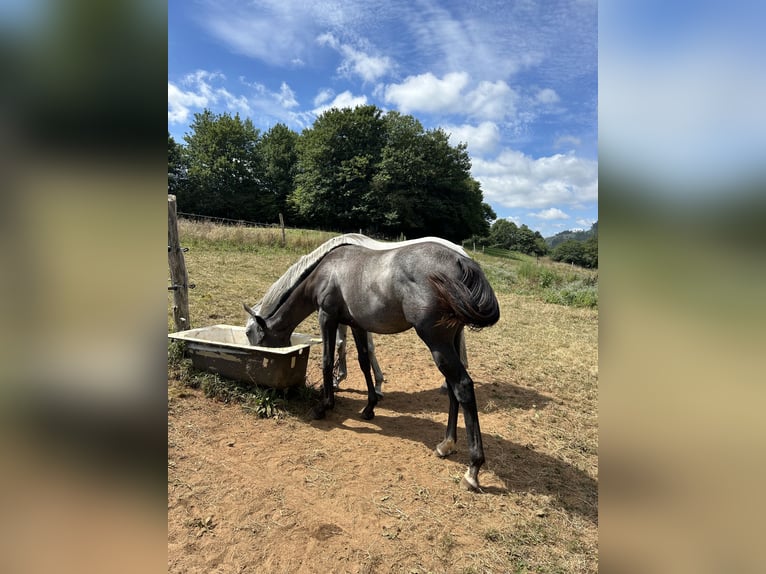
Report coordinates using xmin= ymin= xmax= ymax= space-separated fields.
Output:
xmin=313 ymin=88 xmax=334 ymax=107
xmin=311 ymin=90 xmax=368 ymax=116
xmin=168 ymin=83 xmax=208 ymax=124
xmin=472 ymin=149 xmax=597 ymax=210
xmin=383 ymin=72 xmax=469 ymax=114
xmin=383 ymin=72 xmax=518 ymax=121
xmin=536 ymin=88 xmax=560 ymax=104
xmin=531 ymin=208 xmax=569 ymax=220
xmin=168 ymin=71 xmax=252 ymax=124
xmin=554 ymin=134 xmax=582 ymax=149
xmin=576 ymin=218 xmax=596 ymax=227
xmin=318 ymin=33 xmax=393 ymax=83
xmin=465 ymin=81 xmax=518 ymax=120
xmin=278 ymin=83 xmax=299 ymax=109
xmin=443 ymin=122 xmax=501 ymax=155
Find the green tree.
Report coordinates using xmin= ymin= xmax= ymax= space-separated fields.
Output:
xmin=369 ymin=111 xmax=428 ymax=234
xmin=489 ymin=219 xmax=518 ymax=249
xmin=291 ymin=105 xmax=492 ymax=241
xmin=180 ymin=110 xmax=273 ymax=221
xmin=168 ymin=132 xmax=185 ymax=195
xmin=552 ymin=240 xmax=587 ymax=266
xmin=412 ymin=128 xmax=486 ymax=241
xmin=582 ymin=231 xmax=598 ymax=268
xmin=292 ymin=105 xmax=386 ymax=230
xmin=260 ymin=123 xmax=299 ymax=222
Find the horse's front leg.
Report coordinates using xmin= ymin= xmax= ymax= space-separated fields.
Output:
xmin=312 ymin=311 xmax=338 ymax=419
xmin=351 ymin=327 xmax=378 ymax=420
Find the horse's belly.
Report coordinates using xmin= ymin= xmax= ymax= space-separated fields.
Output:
xmin=346 ymin=302 xmax=411 ymax=334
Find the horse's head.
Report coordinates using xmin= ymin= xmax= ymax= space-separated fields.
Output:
xmin=243 ymin=303 xmax=290 ymax=347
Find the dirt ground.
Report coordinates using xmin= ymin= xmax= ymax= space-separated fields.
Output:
xmin=168 ymin=296 xmax=598 ymax=573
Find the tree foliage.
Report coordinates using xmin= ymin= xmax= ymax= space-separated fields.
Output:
xmin=260 ymin=123 xmax=298 ymax=220
xmin=551 ymin=236 xmax=598 ymax=268
xmin=291 ymin=105 xmax=385 ymax=230
xmin=177 ymin=110 xmax=275 ymax=221
xmin=549 ymin=222 xmax=598 ymax=268
xmin=488 ymin=219 xmax=549 ymax=256
xmin=169 ymin=105 xmax=494 ymax=241
xmin=168 ymin=131 xmax=185 ymax=195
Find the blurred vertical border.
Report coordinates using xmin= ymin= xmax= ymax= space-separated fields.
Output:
xmin=0 ymin=1 xmax=167 ymax=572
xmin=2 ymin=1 xmax=765 ymax=572
xmin=600 ymin=1 xmax=766 ymax=571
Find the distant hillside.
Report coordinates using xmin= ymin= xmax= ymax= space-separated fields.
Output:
xmin=545 ymin=221 xmax=598 ymax=248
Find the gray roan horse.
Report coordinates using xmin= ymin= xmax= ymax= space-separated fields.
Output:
xmin=332 ymin=236 xmax=470 ymax=397
xmin=243 ymin=233 xmax=499 ymax=490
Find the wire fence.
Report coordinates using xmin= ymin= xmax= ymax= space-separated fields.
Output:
xmin=177 ymin=211 xmax=282 ymax=228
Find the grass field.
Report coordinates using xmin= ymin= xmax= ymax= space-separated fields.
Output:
xmin=168 ymin=219 xmax=598 ymax=573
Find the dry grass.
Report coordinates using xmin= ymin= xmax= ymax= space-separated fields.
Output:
xmin=168 ymin=219 xmax=598 ymax=573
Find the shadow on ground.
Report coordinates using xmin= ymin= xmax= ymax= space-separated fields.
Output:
xmin=309 ymin=387 xmax=597 ymax=524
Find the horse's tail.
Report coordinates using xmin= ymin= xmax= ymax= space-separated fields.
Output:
xmin=429 ymin=257 xmax=500 ymax=330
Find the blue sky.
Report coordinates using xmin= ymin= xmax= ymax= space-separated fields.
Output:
xmin=169 ymin=0 xmax=598 ymax=237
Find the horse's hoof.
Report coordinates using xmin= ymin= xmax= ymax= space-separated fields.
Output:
xmin=435 ymin=439 xmax=455 ymax=458
xmin=460 ymin=476 xmax=481 ymax=492
xmin=311 ymin=407 xmax=326 ymax=420
xmin=361 ymin=409 xmax=375 ymax=421
xmin=460 ymin=469 xmax=482 ymax=492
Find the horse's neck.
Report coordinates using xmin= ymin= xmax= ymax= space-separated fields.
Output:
xmin=266 ymin=282 xmax=316 ymax=338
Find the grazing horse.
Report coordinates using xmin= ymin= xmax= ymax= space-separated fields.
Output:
xmin=332 ymin=236 xmax=470 ymax=396
xmin=243 ymin=234 xmax=499 ymax=490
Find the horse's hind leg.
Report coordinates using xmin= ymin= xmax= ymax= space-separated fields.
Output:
xmin=420 ymin=328 xmax=485 ymax=491
xmin=334 ymin=325 xmax=348 ymax=389
xmin=436 ymin=389 xmax=459 ymax=457
xmin=366 ymin=333 xmax=385 ymax=396
xmin=351 ymin=327 xmax=378 ymax=420
xmin=440 ymin=329 xmax=467 ymax=393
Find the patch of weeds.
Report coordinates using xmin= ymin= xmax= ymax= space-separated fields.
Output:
xmin=543 ymin=281 xmax=598 ymax=308
xmin=518 ymin=261 xmax=562 ymax=289
xmin=484 ymin=528 xmax=504 ymax=543
xmin=187 ymin=515 xmax=216 ymax=537
xmin=287 ymin=380 xmax=321 ymax=404
xmin=242 ymin=388 xmax=287 ymax=418
xmin=440 ymin=532 xmax=456 ymax=553
xmin=172 ymin=366 xmax=320 ymax=419
xmin=167 ymin=341 xmax=198 ymax=388
xmin=482 ymin=263 xmax=517 ymax=291
xmin=168 ymin=340 xmax=185 ymax=365
xmin=199 ymin=374 xmax=287 ymax=418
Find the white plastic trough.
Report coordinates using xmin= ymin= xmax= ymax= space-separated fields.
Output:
xmin=168 ymin=324 xmax=321 ymax=389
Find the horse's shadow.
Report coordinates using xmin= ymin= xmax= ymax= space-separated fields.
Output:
xmin=314 ymin=385 xmax=597 ymax=524
xmin=336 ymin=379 xmax=552 ymax=415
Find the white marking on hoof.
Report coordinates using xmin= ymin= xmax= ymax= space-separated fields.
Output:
xmin=435 ymin=438 xmax=455 ymax=458
xmin=460 ymin=469 xmax=480 ymax=492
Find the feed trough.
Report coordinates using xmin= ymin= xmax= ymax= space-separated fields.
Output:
xmin=168 ymin=324 xmax=320 ymax=389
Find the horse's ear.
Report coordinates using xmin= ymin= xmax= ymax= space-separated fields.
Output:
xmin=243 ymin=302 xmax=257 ymax=319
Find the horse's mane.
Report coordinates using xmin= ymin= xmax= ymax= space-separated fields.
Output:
xmin=256 ymin=233 xmax=467 ymax=318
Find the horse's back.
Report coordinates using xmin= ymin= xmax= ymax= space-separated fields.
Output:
xmin=315 ymin=242 xmax=487 ymax=333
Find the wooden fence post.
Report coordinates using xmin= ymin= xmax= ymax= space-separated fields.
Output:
xmin=168 ymin=195 xmax=191 ymax=331
xmin=279 ymin=213 xmax=286 ymax=247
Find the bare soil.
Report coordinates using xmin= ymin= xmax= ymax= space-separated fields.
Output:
xmin=168 ymin=295 xmax=598 ymax=573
